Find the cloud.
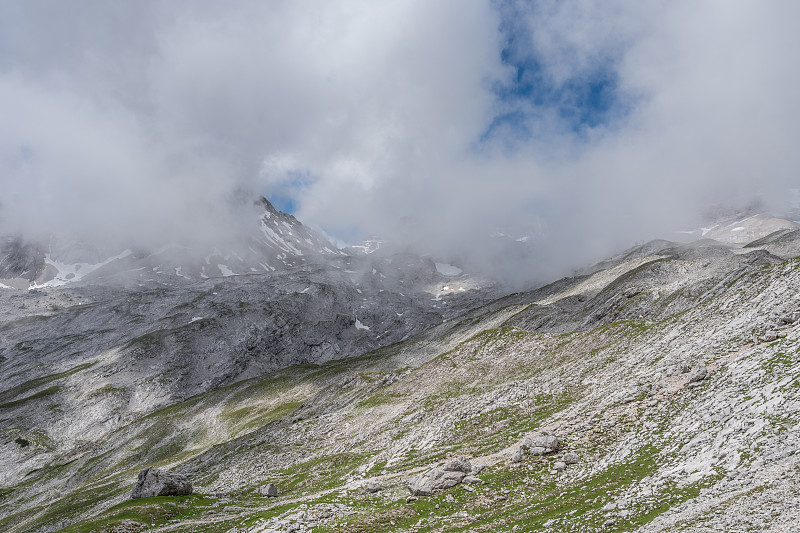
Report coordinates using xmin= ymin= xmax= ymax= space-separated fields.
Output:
xmin=1 ymin=1 xmax=798 ymax=284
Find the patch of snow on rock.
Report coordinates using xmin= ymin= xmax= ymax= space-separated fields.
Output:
xmin=435 ymin=263 xmax=463 ymax=276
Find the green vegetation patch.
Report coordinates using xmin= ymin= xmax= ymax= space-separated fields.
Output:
xmin=221 ymin=400 xmax=303 ymax=435
xmin=58 ymin=494 xmax=218 ymax=533
xmin=0 ymin=362 xmax=93 ymax=405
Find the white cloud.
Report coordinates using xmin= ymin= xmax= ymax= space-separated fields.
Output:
xmin=0 ymin=1 xmax=797 ymax=284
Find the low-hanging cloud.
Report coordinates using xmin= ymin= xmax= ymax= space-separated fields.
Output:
xmin=1 ymin=0 xmax=798 ymax=284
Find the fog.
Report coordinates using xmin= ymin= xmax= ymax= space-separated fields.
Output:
xmin=2 ymin=1 xmax=798 ymax=284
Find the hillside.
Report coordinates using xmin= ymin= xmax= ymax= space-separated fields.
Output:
xmin=2 ymin=215 xmax=800 ymax=532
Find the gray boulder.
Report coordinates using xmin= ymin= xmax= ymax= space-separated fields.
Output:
xmin=408 ymin=457 xmax=472 ymax=496
xmin=130 ymin=467 xmax=192 ymax=499
xmin=563 ymin=452 xmax=580 ymax=465
xmin=442 ymin=456 xmax=472 ymax=474
xmin=526 ymin=434 xmax=561 ymax=456
xmin=688 ymin=366 xmax=708 ymax=383
xmin=761 ymin=331 xmax=778 ymax=342
xmin=358 ymin=480 xmax=382 ymax=494
xmin=258 ymin=483 xmax=279 ymax=497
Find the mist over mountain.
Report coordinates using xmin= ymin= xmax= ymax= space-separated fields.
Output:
xmin=2 ymin=1 xmax=798 ymax=286
xmin=3 ymin=4 xmax=800 ymax=531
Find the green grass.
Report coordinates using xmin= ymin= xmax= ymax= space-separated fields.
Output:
xmin=0 ymin=385 xmax=60 ymax=410
xmin=0 ymin=362 xmax=93 ymax=405
xmin=58 ymin=494 xmax=218 ymax=533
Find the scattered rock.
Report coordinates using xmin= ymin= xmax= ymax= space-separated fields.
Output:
xmin=130 ymin=467 xmax=192 ymax=499
xmin=258 ymin=483 xmax=279 ymax=497
xmin=462 ymin=475 xmax=482 ymax=485
xmin=553 ymin=461 xmax=566 ymax=471
xmin=408 ymin=457 xmax=472 ymax=496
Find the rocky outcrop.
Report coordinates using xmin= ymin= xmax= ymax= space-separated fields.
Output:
xmin=520 ymin=433 xmax=560 ymax=456
xmin=408 ymin=457 xmax=473 ymax=496
xmin=130 ymin=468 xmax=192 ymax=499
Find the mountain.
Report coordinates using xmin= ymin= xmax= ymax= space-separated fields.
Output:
xmin=2 ymin=210 xmax=800 ymax=532
xmin=0 ymin=196 xmax=496 ymax=485
xmin=0 ymin=196 xmax=344 ymax=289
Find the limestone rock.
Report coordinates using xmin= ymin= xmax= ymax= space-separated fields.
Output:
xmin=442 ymin=456 xmax=472 ymax=474
xmin=357 ymin=481 xmax=382 ymax=494
xmin=511 ymin=448 xmax=524 ymax=463
xmin=563 ymin=452 xmax=580 ymax=464
xmin=130 ymin=467 xmax=192 ymax=499
xmin=526 ymin=434 xmax=560 ymax=456
xmin=760 ymin=330 xmax=778 ymax=342
xmin=408 ymin=457 xmax=472 ymax=496
xmin=688 ymin=366 xmax=708 ymax=383
xmin=258 ymin=483 xmax=279 ymax=497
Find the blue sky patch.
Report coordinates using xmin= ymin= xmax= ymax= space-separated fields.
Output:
xmin=484 ymin=1 xmax=630 ymax=145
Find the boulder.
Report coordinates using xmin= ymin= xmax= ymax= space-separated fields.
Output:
xmin=526 ymin=434 xmax=560 ymax=456
xmin=760 ymin=331 xmax=778 ymax=342
xmin=258 ymin=483 xmax=279 ymax=497
xmin=130 ymin=467 xmax=192 ymax=499
xmin=511 ymin=448 xmax=524 ymax=463
xmin=442 ymin=456 xmax=472 ymax=474
xmin=408 ymin=457 xmax=472 ymax=496
xmin=563 ymin=452 xmax=580 ymax=465
xmin=357 ymin=481 xmax=382 ymax=494
xmin=688 ymin=366 xmax=708 ymax=383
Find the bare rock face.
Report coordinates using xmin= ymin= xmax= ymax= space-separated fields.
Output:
xmin=408 ymin=457 xmax=473 ymax=496
xmin=130 ymin=467 xmax=192 ymax=499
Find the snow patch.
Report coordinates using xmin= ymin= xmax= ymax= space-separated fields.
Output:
xmin=217 ymin=264 xmax=236 ymax=277
xmin=189 ymin=317 xmax=204 ymax=323
xmin=435 ymin=262 xmax=463 ymax=276
xmin=355 ymin=318 xmax=370 ymax=331
xmin=33 ymin=249 xmax=133 ymax=288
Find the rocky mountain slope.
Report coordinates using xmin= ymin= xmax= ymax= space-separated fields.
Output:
xmin=2 ymin=212 xmax=800 ymax=532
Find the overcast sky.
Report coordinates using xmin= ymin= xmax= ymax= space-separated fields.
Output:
xmin=2 ymin=1 xmax=798 ymax=281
